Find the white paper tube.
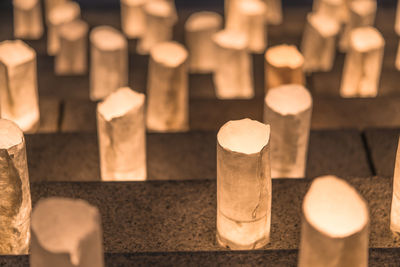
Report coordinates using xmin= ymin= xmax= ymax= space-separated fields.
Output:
xmin=97 ymin=87 xmax=146 ymax=181
xmin=340 ymin=26 xmax=384 ymax=98
xmin=236 ymin=0 xmax=267 ymax=53
xmin=137 ymin=0 xmax=176 ymax=55
xmin=264 ymin=84 xmax=312 ymax=178
xmin=30 ymin=198 xmax=104 ymax=267
xmin=47 ymin=1 xmax=81 ymax=56
xmin=217 ymin=118 xmax=271 ymax=250
xmin=339 ymin=0 xmax=376 ymax=52
xmin=0 ymin=119 xmax=31 ymax=254
xmin=120 ymin=0 xmax=146 ymax=39
xmin=90 ymin=26 xmax=128 ymax=101
xmin=212 ymin=30 xmax=254 ymax=99
xmin=146 ymin=42 xmax=188 ymax=132
xmin=391 ymin=137 xmax=400 ymax=234
xmin=13 ymin=0 xmax=43 ymax=40
xmin=185 ymin=12 xmax=223 ymax=73
xmin=263 ymin=0 xmax=282 ymax=25
xmin=264 ymin=44 xmax=305 ymax=91
xmin=298 ymin=175 xmax=369 ymax=267
xmin=0 ymin=40 xmax=40 ymax=132
xmin=301 ymin=13 xmax=340 ymax=73
xmin=55 ymin=19 xmax=88 ymax=75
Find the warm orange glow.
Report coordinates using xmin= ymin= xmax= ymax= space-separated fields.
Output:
xmin=97 ymin=87 xmax=146 ymax=181
xmin=217 ymin=118 xmax=271 ymax=250
xmin=299 ymin=175 xmax=369 ymax=267
xmin=31 ymin=198 xmax=103 ymax=267
xmin=217 ymin=118 xmax=270 ymax=155
xmin=265 ymin=84 xmax=312 ymax=116
xmin=265 ymin=44 xmax=303 ymax=69
xmin=0 ymin=40 xmax=40 ymax=132
xmin=303 ymin=176 xmax=368 ymax=238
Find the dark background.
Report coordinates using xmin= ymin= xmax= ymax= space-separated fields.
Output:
xmin=0 ymin=0 xmax=397 ymax=9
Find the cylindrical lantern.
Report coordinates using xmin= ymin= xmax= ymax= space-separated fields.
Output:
xmin=263 ymin=0 xmax=282 ymax=25
xmin=55 ymin=19 xmax=88 ymax=75
xmin=47 ymin=1 xmax=80 ymax=55
xmin=264 ymin=44 xmax=305 ymax=91
xmin=0 ymin=40 xmax=40 ymax=132
xmin=396 ymin=40 xmax=400 ymax=71
xmin=13 ymin=0 xmax=43 ymax=39
xmin=217 ymin=118 xmax=271 ymax=250
xmin=264 ymin=84 xmax=312 ymax=178
xmin=44 ymin=0 xmax=67 ymax=22
xmin=146 ymin=42 xmax=188 ymax=132
xmin=236 ymin=0 xmax=267 ymax=53
xmin=30 ymin=198 xmax=104 ymax=267
xmin=137 ymin=0 xmax=176 ymax=55
xmin=97 ymin=87 xmax=146 ymax=181
xmin=0 ymin=119 xmax=31 ymax=254
xmin=212 ymin=30 xmax=254 ymax=99
xmin=120 ymin=0 xmax=146 ymax=39
xmin=340 ymin=26 xmax=384 ymax=98
xmin=339 ymin=0 xmax=376 ymax=52
xmin=314 ymin=0 xmax=345 ymax=24
xmin=301 ymin=12 xmax=340 ymax=73
xmin=298 ymin=175 xmax=369 ymax=267
xmin=391 ymin=137 xmax=400 ymax=233
xmin=395 ymin=0 xmax=400 ymax=35
xmin=90 ymin=26 xmax=128 ymax=101
xmin=185 ymin=11 xmax=223 ymax=73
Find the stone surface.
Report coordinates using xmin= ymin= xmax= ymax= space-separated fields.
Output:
xmin=60 ymin=98 xmax=265 ymax=132
xmin=306 ymin=129 xmax=372 ymax=178
xmin=311 ymin=97 xmax=400 ymax=130
xmin=37 ymin=97 xmax=60 ymax=133
xmin=1 ymin=249 xmax=400 ymax=266
xmin=0 ymin=176 xmax=389 ymax=252
xmin=364 ymin=128 xmax=400 ymax=177
xmin=25 ymin=129 xmax=370 ymax=182
xmin=61 ymin=100 xmax=97 ymax=132
xmin=26 ymin=133 xmax=101 ymax=182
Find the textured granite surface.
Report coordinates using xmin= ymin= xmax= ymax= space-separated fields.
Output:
xmin=1 ymin=248 xmax=400 ymax=266
xmin=305 ymin=129 xmax=372 ymax=178
xmin=312 ymin=97 xmax=400 ymax=130
xmin=18 ymin=177 xmax=398 ymax=253
xmin=37 ymin=97 xmax=60 ymax=133
xmin=364 ymin=128 xmax=400 ymax=177
xmin=61 ymin=96 xmax=400 ymax=132
xmin=61 ymin=100 xmax=97 ymax=132
xmin=61 ymin=98 xmax=265 ymax=132
xmin=25 ymin=129 xmax=370 ymax=181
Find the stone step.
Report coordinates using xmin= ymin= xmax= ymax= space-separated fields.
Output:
xmin=25 ymin=129 xmax=371 ymax=182
xmin=22 ymin=176 xmax=394 ymax=253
